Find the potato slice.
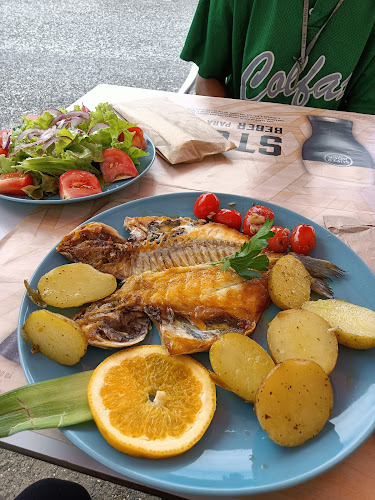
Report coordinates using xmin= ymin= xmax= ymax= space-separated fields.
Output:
xmin=255 ymin=359 xmax=333 ymax=447
xmin=302 ymin=299 xmax=375 ymax=349
xmin=268 ymin=254 xmax=311 ymax=310
xmin=22 ymin=310 xmax=88 ymax=366
xmin=209 ymin=332 xmax=275 ymax=402
xmin=38 ymin=263 xmax=117 ymax=308
xmin=267 ymin=309 xmax=338 ymax=374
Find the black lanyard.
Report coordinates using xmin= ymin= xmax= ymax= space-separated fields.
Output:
xmin=293 ymin=0 xmax=345 ymax=85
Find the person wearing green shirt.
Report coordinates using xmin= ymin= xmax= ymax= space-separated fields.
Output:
xmin=180 ymin=0 xmax=375 ymax=114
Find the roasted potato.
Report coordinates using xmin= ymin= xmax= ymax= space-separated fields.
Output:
xmin=209 ymin=332 xmax=275 ymax=402
xmin=302 ymin=299 xmax=375 ymax=349
xmin=254 ymin=359 xmax=333 ymax=447
xmin=267 ymin=309 xmax=338 ymax=374
xmin=37 ymin=263 xmax=117 ymax=308
xmin=268 ymin=254 xmax=311 ymax=310
xmin=22 ymin=310 xmax=88 ymax=366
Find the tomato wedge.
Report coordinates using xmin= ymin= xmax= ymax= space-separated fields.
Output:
xmin=118 ymin=127 xmax=147 ymax=150
xmin=59 ymin=170 xmax=102 ymax=199
xmin=0 ymin=172 xmax=33 ymax=195
xmin=128 ymin=126 xmax=147 ymax=150
xmin=100 ymin=148 xmax=138 ymax=183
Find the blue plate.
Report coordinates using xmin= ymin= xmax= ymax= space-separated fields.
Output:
xmin=0 ymin=134 xmax=155 ymax=204
xmin=18 ymin=192 xmax=375 ymax=497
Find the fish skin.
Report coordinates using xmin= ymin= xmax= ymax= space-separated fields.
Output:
xmin=57 ymin=217 xmax=250 ymax=280
xmin=74 ymin=264 xmax=270 ymax=354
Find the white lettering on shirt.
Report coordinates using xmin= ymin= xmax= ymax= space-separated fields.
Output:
xmin=240 ymin=51 xmax=351 ymax=105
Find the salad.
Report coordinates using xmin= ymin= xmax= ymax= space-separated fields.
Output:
xmin=0 ymin=103 xmax=149 ymax=200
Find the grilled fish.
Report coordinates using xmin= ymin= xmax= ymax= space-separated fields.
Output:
xmin=57 ymin=216 xmax=344 ymax=298
xmin=57 ymin=216 xmax=251 ymax=281
xmin=74 ymin=264 xmax=270 ymax=354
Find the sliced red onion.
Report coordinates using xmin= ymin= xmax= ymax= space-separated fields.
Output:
xmin=15 ymin=128 xmax=41 ymax=142
xmin=70 ymin=117 xmax=85 ymax=128
xmin=88 ymin=123 xmax=110 ymax=135
xmin=2 ymin=131 xmax=11 ymax=149
xmin=8 ymin=129 xmax=56 ymax=156
xmin=50 ymin=111 xmax=90 ymax=127
xmin=43 ymin=108 xmax=61 ymax=116
xmin=41 ymin=135 xmax=71 ymax=154
xmin=39 ymin=126 xmax=56 ymax=140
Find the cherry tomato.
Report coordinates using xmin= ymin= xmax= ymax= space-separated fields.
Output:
xmin=81 ymin=104 xmax=90 ymax=112
xmin=100 ymin=148 xmax=138 ymax=183
xmin=193 ymin=192 xmax=220 ymax=219
xmin=290 ymin=224 xmax=316 ymax=255
xmin=0 ymin=148 xmax=8 ymax=156
xmin=243 ymin=205 xmax=275 ymax=237
xmin=266 ymin=226 xmax=290 ymax=252
xmin=213 ymin=208 xmax=242 ymax=230
xmin=59 ymin=170 xmax=102 ymax=199
xmin=0 ymin=172 xmax=33 ymax=195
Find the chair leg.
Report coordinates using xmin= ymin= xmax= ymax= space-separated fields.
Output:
xmin=178 ymin=63 xmax=198 ymax=94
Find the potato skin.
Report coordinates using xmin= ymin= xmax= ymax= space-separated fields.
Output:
xmin=22 ymin=309 xmax=88 ymax=366
xmin=267 ymin=309 xmax=338 ymax=374
xmin=268 ymin=254 xmax=311 ymax=310
xmin=209 ymin=333 xmax=275 ymax=402
xmin=255 ymin=359 xmax=333 ymax=447
xmin=37 ymin=263 xmax=117 ymax=308
xmin=302 ymin=299 xmax=375 ymax=349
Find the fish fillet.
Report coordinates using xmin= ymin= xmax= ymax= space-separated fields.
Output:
xmin=74 ymin=264 xmax=270 ymax=354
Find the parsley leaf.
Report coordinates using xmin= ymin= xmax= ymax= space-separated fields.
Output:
xmin=212 ymin=218 xmax=275 ymax=280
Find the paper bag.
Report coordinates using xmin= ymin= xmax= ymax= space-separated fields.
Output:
xmin=114 ymin=97 xmax=237 ymax=164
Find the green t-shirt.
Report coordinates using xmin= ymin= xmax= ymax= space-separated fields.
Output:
xmin=180 ymin=0 xmax=375 ymax=114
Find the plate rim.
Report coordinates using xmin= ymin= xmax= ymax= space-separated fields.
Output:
xmin=17 ymin=191 xmax=375 ymax=496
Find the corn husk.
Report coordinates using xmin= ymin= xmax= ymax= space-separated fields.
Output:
xmin=0 ymin=370 xmax=93 ymax=437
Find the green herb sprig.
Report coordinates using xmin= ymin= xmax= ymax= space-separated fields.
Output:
xmin=212 ymin=218 xmax=275 ymax=280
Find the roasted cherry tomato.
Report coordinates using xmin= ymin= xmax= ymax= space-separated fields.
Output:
xmin=266 ymin=226 xmax=290 ymax=252
xmin=59 ymin=170 xmax=102 ymax=199
xmin=243 ymin=205 xmax=275 ymax=237
xmin=213 ymin=208 xmax=242 ymax=230
xmin=193 ymin=192 xmax=220 ymax=220
xmin=100 ymin=148 xmax=138 ymax=183
xmin=290 ymin=224 xmax=316 ymax=255
xmin=0 ymin=172 xmax=33 ymax=195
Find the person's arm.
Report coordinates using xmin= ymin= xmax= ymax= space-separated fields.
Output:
xmin=195 ymin=74 xmax=228 ymax=97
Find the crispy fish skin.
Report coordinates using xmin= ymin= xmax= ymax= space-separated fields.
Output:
xmin=74 ymin=264 xmax=270 ymax=354
xmin=57 ymin=217 xmax=250 ymax=280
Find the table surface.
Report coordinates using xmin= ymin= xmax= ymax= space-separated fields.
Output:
xmin=0 ymin=85 xmax=374 ymax=500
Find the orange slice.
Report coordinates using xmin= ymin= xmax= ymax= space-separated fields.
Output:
xmin=88 ymin=344 xmax=216 ymax=458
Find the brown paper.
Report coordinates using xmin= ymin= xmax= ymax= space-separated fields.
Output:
xmin=114 ymin=97 xmax=237 ymax=164
xmin=324 ymin=216 xmax=375 ymax=272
